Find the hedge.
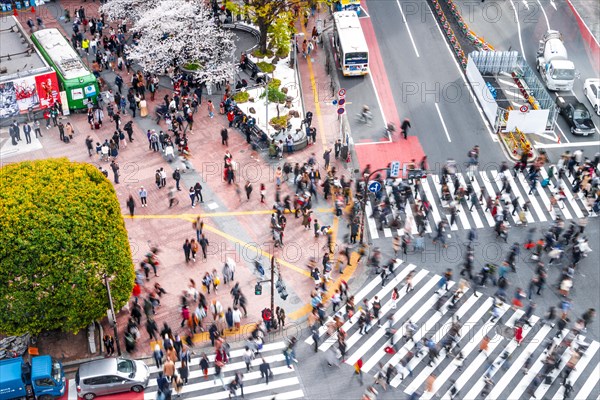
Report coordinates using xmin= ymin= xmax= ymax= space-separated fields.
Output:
xmin=0 ymin=158 xmax=135 ymax=336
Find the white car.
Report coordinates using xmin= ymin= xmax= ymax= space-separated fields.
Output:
xmin=583 ymin=78 xmax=600 ymax=115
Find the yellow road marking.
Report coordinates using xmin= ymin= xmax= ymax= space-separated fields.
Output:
xmin=149 ymin=322 xmax=259 ymax=350
xmin=300 ymin=23 xmax=328 ymax=148
xmin=123 ymin=207 xmax=333 ymax=220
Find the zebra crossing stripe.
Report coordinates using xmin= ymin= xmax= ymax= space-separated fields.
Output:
xmin=484 ymin=323 xmax=552 ymax=399
xmin=431 ymin=175 xmax=459 ymax=231
xmin=532 ymin=342 xmax=578 ymax=399
xmin=421 ymin=178 xmax=443 ymax=227
xmin=340 ymin=269 xmax=427 ymax=350
xmin=555 ymin=174 xmax=587 ymax=218
xmin=388 ymin=292 xmax=482 ymax=388
xmin=255 ymin=389 xmax=306 ymax=400
xmin=574 ymin=365 xmax=600 ymax=400
xmin=360 ymin=281 xmax=456 ymax=374
xmin=365 ymin=201 xmax=380 ymax=240
xmin=403 ymin=297 xmax=494 ymax=393
xmin=345 ymin=271 xmax=438 ymax=366
xmin=420 ymin=308 xmax=522 ymax=400
xmin=454 ymin=310 xmax=539 ymax=400
xmin=550 ymin=340 xmax=599 ymax=400
xmin=444 ymin=175 xmax=471 ymax=230
xmin=457 ymin=173 xmax=484 ymax=229
xmin=192 ymin=377 xmax=301 ymax=400
xmin=469 ymin=173 xmax=495 ymax=227
xmin=540 ymin=168 xmax=575 ymax=220
xmin=505 ymin=328 xmax=571 ymax=399
xmin=316 ymin=263 xmax=413 ymax=352
xmin=489 ymin=170 xmax=522 ymax=226
xmin=514 ymin=172 xmax=548 ymax=222
xmin=304 ymin=260 xmax=405 ymax=346
xmin=504 ymin=171 xmax=536 ymax=223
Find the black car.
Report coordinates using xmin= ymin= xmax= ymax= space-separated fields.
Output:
xmin=556 ymin=96 xmax=596 ymax=136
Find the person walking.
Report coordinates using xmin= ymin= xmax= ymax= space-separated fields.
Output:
xmin=103 ymin=335 xmax=115 ymax=356
xmin=110 ymin=160 xmax=120 ymax=184
xmin=23 ymin=122 xmax=32 ymax=144
xmin=244 ymin=181 xmax=253 ymax=201
xmin=173 ymin=168 xmax=182 ymax=191
xmin=401 ymin=118 xmax=411 ymax=139
xmin=221 ymin=127 xmax=228 ymax=146
xmin=207 ymin=100 xmax=215 ymax=118
xmin=199 ymin=234 xmax=209 ymax=259
xmin=126 ymin=195 xmax=136 ymax=217
xmin=189 ymin=187 xmax=196 ymax=208
xmin=259 ymin=358 xmax=272 ymax=384
xmin=139 ymin=186 xmax=148 ymax=207
xmin=183 ymin=239 xmax=192 ymax=263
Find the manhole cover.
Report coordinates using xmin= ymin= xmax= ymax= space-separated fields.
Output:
xmin=497 ymin=325 xmax=513 ymax=339
xmin=239 ymin=149 xmax=245 ymax=153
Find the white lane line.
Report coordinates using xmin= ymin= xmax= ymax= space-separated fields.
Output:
xmin=555 ymin=123 xmax=571 ymax=143
xmin=515 ymin=172 xmax=548 ymax=222
xmin=536 ymin=0 xmax=551 ymax=30
xmin=194 ymin=377 xmax=301 ymax=400
xmin=255 ymin=390 xmax=306 ymax=400
xmin=535 ymin=140 xmax=600 ymax=149
xmin=431 ymin=175 xmax=458 ymax=231
xmin=490 ymin=170 xmax=521 ymax=225
xmin=522 ymin=0 xmax=530 ymax=9
xmin=434 ymin=103 xmax=452 ymax=142
xmin=424 ymin=2 xmax=495 ymax=140
xmin=445 ymin=175 xmax=471 ymax=229
xmin=470 ymin=174 xmax=496 ymax=227
xmin=505 ymin=171 xmax=536 ymax=223
xmin=509 ymin=0 xmax=527 ymax=62
xmin=395 ymin=0 xmax=420 ymax=57
xmin=540 ymin=168 xmax=573 ymax=220
xmin=368 ymin=73 xmax=388 ymax=127
xmin=550 ymin=0 xmax=557 ymax=10
xmin=457 ymin=173 xmax=484 ymax=228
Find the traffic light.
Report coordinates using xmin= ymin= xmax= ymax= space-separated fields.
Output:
xmin=255 ymin=283 xmax=262 ymax=295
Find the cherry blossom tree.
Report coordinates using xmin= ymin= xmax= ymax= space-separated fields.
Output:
xmin=99 ymin=0 xmax=150 ymax=24
xmin=123 ymin=0 xmax=236 ymax=83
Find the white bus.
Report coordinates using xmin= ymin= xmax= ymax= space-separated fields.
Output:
xmin=332 ymin=11 xmax=369 ymax=76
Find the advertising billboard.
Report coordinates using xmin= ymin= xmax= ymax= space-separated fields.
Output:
xmin=0 ymin=82 xmax=19 ymax=119
xmin=35 ymin=72 xmax=60 ymax=109
xmin=13 ymin=75 xmax=39 ymax=111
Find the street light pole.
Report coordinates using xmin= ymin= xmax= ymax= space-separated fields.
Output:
xmin=104 ymin=275 xmax=122 ymax=356
xmin=359 ymin=167 xmax=389 ymax=245
xmin=270 ymin=256 xmax=275 ymax=313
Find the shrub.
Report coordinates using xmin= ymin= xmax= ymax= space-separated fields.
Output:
xmin=256 ymin=61 xmax=275 ymax=73
xmin=260 ymin=86 xmax=286 ymax=104
xmin=268 ymin=78 xmax=282 ymax=89
xmin=233 ymin=91 xmax=250 ymax=103
xmin=252 ymin=49 xmax=274 ymax=58
xmin=182 ymin=62 xmax=201 ymax=71
xmin=0 ymin=159 xmax=135 ymax=335
xmin=270 ymin=115 xmax=289 ymax=130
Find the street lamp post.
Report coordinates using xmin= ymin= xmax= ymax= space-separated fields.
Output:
xmin=103 ymin=274 xmax=122 ymax=356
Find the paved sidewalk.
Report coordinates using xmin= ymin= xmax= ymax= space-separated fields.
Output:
xmin=2 ymin=1 xmax=368 ymax=362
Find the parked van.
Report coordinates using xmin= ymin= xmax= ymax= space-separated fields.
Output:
xmin=75 ymin=358 xmax=149 ymax=399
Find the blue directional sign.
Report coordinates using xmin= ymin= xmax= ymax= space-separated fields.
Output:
xmin=368 ymin=181 xmax=381 ymax=193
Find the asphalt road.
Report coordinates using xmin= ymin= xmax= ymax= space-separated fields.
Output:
xmin=453 ymin=0 xmax=600 ymax=152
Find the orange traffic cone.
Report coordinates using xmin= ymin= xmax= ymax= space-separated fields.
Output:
xmin=31 ymin=6 xmax=36 ymax=13
xmin=13 ymin=8 xmax=18 ymax=16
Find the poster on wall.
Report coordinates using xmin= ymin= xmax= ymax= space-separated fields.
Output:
xmin=13 ymin=75 xmax=39 ymax=111
xmin=72 ymin=88 xmax=84 ymax=100
xmin=35 ymin=72 xmax=60 ymax=109
xmin=0 ymin=82 xmax=19 ymax=119
xmin=84 ymin=84 xmax=97 ymax=98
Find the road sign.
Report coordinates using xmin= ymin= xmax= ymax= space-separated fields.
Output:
xmin=390 ymin=161 xmax=401 ymax=178
xmin=368 ymin=181 xmax=381 ymax=193
xmin=337 ymin=108 xmax=345 ymax=115
xmin=520 ymin=104 xmax=529 ymax=113
xmin=338 ymin=98 xmax=346 ymax=106
xmin=332 ymin=99 xmax=338 ymax=106
xmin=338 ymin=88 xmax=347 ymax=97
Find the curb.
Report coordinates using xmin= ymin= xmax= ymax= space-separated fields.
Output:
xmin=566 ymin=0 xmax=600 ymax=76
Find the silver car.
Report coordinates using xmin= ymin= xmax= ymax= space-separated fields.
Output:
xmin=76 ymin=357 xmax=150 ymax=399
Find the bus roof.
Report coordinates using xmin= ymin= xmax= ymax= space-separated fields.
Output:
xmin=0 ymin=16 xmax=49 ymax=77
xmin=333 ymin=11 xmax=368 ymax=54
xmin=32 ymin=29 xmax=91 ymax=80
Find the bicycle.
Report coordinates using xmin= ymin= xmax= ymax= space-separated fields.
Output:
xmin=356 ymin=105 xmax=373 ymax=126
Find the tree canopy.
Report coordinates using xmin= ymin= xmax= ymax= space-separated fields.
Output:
xmin=106 ymin=0 xmax=236 ymax=83
xmin=0 ymin=159 xmax=134 ymax=336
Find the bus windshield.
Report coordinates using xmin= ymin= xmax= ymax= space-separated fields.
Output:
xmin=345 ymin=52 xmax=368 ymax=64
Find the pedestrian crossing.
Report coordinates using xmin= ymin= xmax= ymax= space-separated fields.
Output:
xmin=305 ymin=261 xmax=600 ymax=399
xmin=366 ymin=167 xmax=595 ymax=239
xmin=141 ymin=341 xmax=304 ymax=399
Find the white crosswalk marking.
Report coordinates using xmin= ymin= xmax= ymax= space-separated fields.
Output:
xmin=363 ymin=167 xmax=590 ymax=241
xmin=310 ymin=261 xmax=599 ymax=400
xmin=143 ymin=340 xmax=304 ymax=400
xmin=457 ymin=173 xmax=484 ymax=228
xmin=345 ymin=271 xmax=436 ymax=366
xmin=550 ymin=340 xmax=599 ymax=400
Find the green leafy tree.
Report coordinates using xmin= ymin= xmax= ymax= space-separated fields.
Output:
xmin=0 ymin=159 xmax=135 ymax=336
xmin=227 ymin=0 xmax=307 ymax=54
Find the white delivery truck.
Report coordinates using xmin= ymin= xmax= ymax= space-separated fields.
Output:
xmin=536 ymin=30 xmax=576 ymax=91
